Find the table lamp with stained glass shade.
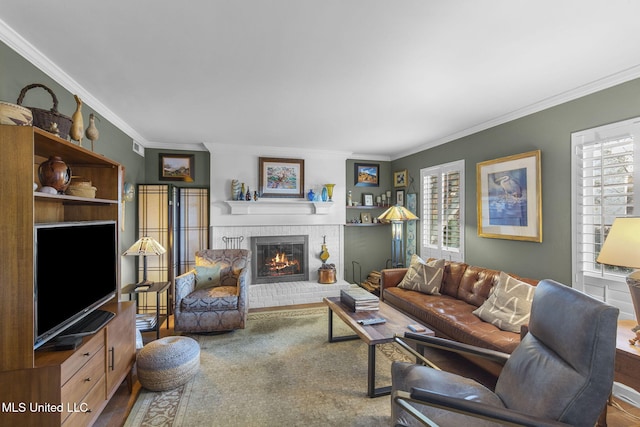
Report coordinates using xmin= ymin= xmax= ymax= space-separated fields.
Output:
xmin=596 ymin=217 xmax=640 ymax=341
xmin=123 ymin=236 xmax=166 ymax=287
xmin=377 ymin=205 xmax=419 ymax=268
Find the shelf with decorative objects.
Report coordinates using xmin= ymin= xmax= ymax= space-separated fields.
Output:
xmin=345 ymin=204 xmax=391 ymax=226
xmin=346 ymin=204 xmax=392 ymax=209
xmin=225 ymin=200 xmax=334 ymax=215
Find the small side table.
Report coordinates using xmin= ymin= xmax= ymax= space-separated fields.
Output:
xmin=615 ymin=320 xmax=640 ymax=391
xmin=122 ymin=281 xmax=171 ymax=340
xmin=598 ymin=319 xmax=640 ymax=427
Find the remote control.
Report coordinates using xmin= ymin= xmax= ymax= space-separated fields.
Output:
xmin=358 ymin=318 xmax=386 ymax=325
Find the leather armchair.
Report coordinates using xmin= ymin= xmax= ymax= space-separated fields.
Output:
xmin=391 ymin=279 xmax=619 ymax=427
xmin=174 ymin=249 xmax=251 ymax=333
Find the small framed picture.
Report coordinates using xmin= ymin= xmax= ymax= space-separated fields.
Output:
xmin=394 ymin=170 xmax=408 ymax=188
xmin=396 ymin=190 xmax=405 ymax=206
xmin=360 ymin=212 xmax=372 ymax=223
xmin=160 ymin=154 xmax=195 ymax=181
xmin=362 ymin=193 xmax=374 ymax=206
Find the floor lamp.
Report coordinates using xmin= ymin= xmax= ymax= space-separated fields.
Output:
xmin=378 ymin=205 xmax=419 ymax=268
xmin=123 ymin=236 xmax=167 ymax=287
xmin=596 ymin=217 xmax=640 ymax=342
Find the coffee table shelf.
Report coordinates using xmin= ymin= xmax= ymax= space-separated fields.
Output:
xmin=323 ymin=296 xmax=433 ymax=397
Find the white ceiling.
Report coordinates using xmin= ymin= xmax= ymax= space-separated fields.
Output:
xmin=2 ymin=1 xmax=640 ymax=160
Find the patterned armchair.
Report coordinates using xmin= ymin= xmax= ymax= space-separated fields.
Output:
xmin=174 ymin=249 xmax=251 ymax=333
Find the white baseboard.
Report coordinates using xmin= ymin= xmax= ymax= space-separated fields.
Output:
xmin=613 ymin=382 xmax=640 ymax=408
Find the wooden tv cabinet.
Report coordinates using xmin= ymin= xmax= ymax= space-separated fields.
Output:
xmin=0 ymin=124 xmax=134 ymax=426
xmin=0 ymin=301 xmax=135 ymax=427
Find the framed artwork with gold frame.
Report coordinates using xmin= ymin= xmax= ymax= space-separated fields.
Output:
xmin=394 ymin=169 xmax=408 ymax=187
xmin=476 ymin=150 xmax=542 ymax=242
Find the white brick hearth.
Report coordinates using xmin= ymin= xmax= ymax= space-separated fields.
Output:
xmin=248 ymin=279 xmax=355 ymax=309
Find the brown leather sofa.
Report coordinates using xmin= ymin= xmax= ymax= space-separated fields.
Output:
xmin=381 ymin=261 xmax=539 ymax=356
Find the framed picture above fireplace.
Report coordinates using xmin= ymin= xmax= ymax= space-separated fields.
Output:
xmin=259 ymin=157 xmax=305 ymax=198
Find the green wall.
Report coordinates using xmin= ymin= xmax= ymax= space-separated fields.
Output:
xmin=343 ymin=159 xmax=393 ymax=282
xmin=144 ymin=148 xmax=210 ymax=187
xmin=392 ymin=78 xmax=640 ymax=284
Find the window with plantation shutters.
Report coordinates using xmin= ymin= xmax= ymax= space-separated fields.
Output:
xmin=421 ymin=160 xmax=465 ymax=262
xmin=571 ymin=117 xmax=640 ymax=315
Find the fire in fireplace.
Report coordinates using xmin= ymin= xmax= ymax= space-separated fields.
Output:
xmin=251 ymin=235 xmax=309 ymax=284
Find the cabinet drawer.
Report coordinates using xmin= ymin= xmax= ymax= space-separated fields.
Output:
xmin=61 ymin=350 xmax=106 ymax=411
xmin=61 ymin=373 xmax=106 ymax=427
xmin=61 ymin=331 xmax=105 ymax=385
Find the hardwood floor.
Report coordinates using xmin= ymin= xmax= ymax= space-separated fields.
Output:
xmin=95 ymin=311 xmax=640 ymax=427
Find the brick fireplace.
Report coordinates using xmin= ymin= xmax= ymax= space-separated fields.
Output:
xmin=210 ymin=224 xmax=352 ymax=308
xmin=251 ymin=235 xmax=309 ymax=284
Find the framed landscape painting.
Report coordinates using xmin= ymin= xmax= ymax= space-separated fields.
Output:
xmin=259 ymin=157 xmax=305 ymax=198
xmin=159 ymin=154 xmax=194 ymax=182
xmin=354 ymin=163 xmax=379 ymax=187
xmin=476 ymin=150 xmax=542 ymax=242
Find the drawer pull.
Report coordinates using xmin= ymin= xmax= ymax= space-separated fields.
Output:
xmin=109 ymin=347 xmax=115 ymax=370
xmin=83 ymin=352 xmax=91 ymax=357
xmin=84 ymin=377 xmax=92 ymax=382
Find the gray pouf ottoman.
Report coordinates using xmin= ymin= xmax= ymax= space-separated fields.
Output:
xmin=137 ymin=336 xmax=200 ymax=391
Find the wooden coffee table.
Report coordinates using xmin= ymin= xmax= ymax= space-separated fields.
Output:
xmin=323 ymin=296 xmax=434 ymax=397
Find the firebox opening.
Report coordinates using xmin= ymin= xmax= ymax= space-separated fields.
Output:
xmin=251 ymin=235 xmax=309 ymax=284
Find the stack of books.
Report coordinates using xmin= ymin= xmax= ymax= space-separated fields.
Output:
xmin=340 ymin=287 xmax=379 ymax=312
xmin=136 ymin=313 xmax=157 ymax=330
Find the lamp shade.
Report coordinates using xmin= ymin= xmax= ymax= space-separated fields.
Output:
xmin=596 ymin=217 xmax=640 ymax=269
xmin=123 ymin=236 xmax=166 ymax=256
xmin=377 ymin=205 xmax=419 ymax=223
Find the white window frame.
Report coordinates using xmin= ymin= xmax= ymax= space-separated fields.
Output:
xmin=420 ymin=160 xmax=465 ymax=262
xmin=571 ymin=116 xmax=640 ymax=319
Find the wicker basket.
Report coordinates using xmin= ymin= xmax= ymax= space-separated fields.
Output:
xmin=17 ymin=84 xmax=72 ymax=139
xmin=66 ymin=181 xmax=97 ymax=198
xmin=0 ymin=101 xmax=33 ymax=126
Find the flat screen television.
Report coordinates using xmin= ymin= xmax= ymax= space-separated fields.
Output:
xmin=34 ymin=220 xmax=117 ymax=349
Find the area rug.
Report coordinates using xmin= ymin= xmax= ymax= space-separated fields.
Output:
xmin=124 ymin=307 xmax=412 ymax=427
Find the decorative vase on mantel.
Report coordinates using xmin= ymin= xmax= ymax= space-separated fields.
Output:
xmin=324 ymin=184 xmax=336 ymax=202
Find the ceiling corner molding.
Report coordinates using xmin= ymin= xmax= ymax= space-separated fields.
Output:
xmin=143 ymin=140 xmax=209 ymax=152
xmin=392 ymin=64 xmax=640 ymax=161
xmin=349 ymin=153 xmax=392 ymax=162
xmin=0 ymin=18 xmax=149 ymax=146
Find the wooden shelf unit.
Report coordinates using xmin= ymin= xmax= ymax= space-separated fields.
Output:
xmin=0 ymin=124 xmax=135 ymax=427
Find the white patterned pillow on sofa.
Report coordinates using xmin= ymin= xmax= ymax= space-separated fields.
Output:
xmin=472 ymin=271 xmax=536 ymax=333
xmin=397 ymin=255 xmax=445 ymax=295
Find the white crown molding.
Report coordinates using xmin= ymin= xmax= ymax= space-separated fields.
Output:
xmin=0 ymin=18 xmax=150 ymax=147
xmin=392 ymin=65 xmax=640 ymax=160
xmin=349 ymin=153 xmax=392 ymax=162
xmin=204 ymin=142 xmax=353 ymax=159
xmin=142 ymin=140 xmax=209 ymax=152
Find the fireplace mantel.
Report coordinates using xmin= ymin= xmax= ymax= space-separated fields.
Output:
xmin=225 ymin=200 xmax=334 ymax=215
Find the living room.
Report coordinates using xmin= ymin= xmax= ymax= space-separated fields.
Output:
xmin=3 ymin=2 xmax=640 ymax=426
